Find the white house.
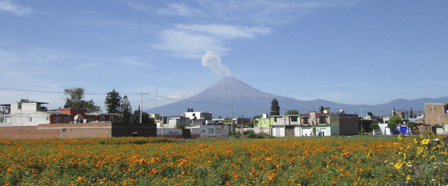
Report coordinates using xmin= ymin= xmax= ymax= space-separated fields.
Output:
xmin=0 ymin=102 xmax=51 ymax=126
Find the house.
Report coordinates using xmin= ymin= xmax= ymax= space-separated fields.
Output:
xmin=271 ymin=114 xmax=300 ymax=137
xmin=254 ymin=114 xmax=275 ymax=128
xmin=0 ymin=102 xmax=51 ymax=126
xmin=424 ymin=103 xmax=448 ymax=125
xmin=270 ymin=107 xmax=359 ymax=137
xmin=0 ymin=101 xmax=119 ymax=126
xmin=181 ymin=109 xmax=213 ymax=126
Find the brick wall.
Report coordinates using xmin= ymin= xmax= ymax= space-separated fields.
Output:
xmin=0 ymin=123 xmax=114 ymax=139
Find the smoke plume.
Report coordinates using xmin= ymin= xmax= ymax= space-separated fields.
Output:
xmin=201 ymin=51 xmax=230 ymax=77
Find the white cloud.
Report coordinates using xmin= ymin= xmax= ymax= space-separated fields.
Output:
xmin=72 ymin=62 xmax=103 ymax=70
xmin=0 ymin=0 xmax=32 ymax=16
xmin=178 ymin=24 xmax=271 ymax=39
xmin=153 ymin=29 xmax=226 ymax=58
xmin=157 ymin=3 xmax=201 ymax=17
xmin=153 ymin=24 xmax=270 ymax=58
xmin=121 ymin=56 xmax=154 ymax=69
xmin=201 ymin=51 xmax=230 ymax=78
xmin=127 ymin=2 xmax=150 ymax=12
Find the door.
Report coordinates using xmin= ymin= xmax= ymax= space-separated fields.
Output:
xmin=285 ymin=126 xmax=294 ymax=137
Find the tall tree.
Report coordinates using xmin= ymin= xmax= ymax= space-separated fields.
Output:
xmin=410 ymin=108 xmax=414 ymax=118
xmin=270 ymin=99 xmax=280 ymax=115
xmin=105 ymin=89 xmax=121 ymax=113
xmin=119 ymin=95 xmax=132 ymax=123
xmin=63 ymin=87 xmax=101 ymax=113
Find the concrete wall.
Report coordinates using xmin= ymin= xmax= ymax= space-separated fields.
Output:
xmin=198 ymin=125 xmax=229 ymax=137
xmin=156 ymin=125 xmax=229 ymax=138
xmin=157 ymin=128 xmax=183 ymax=138
xmin=242 ymin=128 xmax=271 ymax=135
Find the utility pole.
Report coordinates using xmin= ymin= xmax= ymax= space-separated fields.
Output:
xmin=231 ymin=105 xmax=237 ymax=135
xmin=140 ymin=93 xmax=149 ymax=123
xmin=284 ymin=109 xmax=286 ymax=137
xmin=162 ymin=109 xmax=164 ymax=137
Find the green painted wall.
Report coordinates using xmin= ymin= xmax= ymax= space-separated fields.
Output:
xmin=254 ymin=118 xmax=275 ymax=128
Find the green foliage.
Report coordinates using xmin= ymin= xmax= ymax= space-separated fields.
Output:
xmin=370 ymin=122 xmax=379 ymax=130
xmin=244 ymin=130 xmax=274 ymax=139
xmin=407 ymin=121 xmax=416 ymax=130
xmin=287 ymin=110 xmax=299 ymax=115
xmin=119 ymin=96 xmax=132 ymax=123
xmin=270 ymin=99 xmax=280 ymax=115
xmin=175 ymin=123 xmax=185 ymax=129
xmin=223 ymin=117 xmax=232 ymax=123
xmin=246 ymin=120 xmax=255 ymax=128
xmin=63 ymin=87 xmax=101 ymax=113
xmin=129 ymin=107 xmax=154 ymax=124
xmin=105 ymin=89 xmax=121 ymax=113
xmin=389 ymin=115 xmax=402 ymax=126
xmin=19 ymin=98 xmax=33 ymax=103
xmin=387 ymin=123 xmax=397 ymax=130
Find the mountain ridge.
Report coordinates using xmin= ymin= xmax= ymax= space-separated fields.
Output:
xmin=147 ymin=76 xmax=447 ymax=117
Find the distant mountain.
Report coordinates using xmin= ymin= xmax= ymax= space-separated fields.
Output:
xmin=147 ymin=76 xmax=447 ymax=118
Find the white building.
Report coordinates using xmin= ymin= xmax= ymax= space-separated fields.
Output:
xmin=0 ymin=102 xmax=51 ymax=126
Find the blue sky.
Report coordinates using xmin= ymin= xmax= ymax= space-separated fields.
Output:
xmin=1 ymin=0 xmax=447 ymax=112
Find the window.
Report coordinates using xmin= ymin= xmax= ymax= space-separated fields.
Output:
xmin=46 ymin=117 xmax=49 ymax=121
xmin=202 ymin=130 xmax=205 ymax=133
xmin=216 ymin=128 xmax=221 ymax=133
xmin=64 ymin=117 xmax=70 ymax=123
xmin=100 ymin=116 xmax=105 ymax=122
xmin=54 ymin=117 xmax=61 ymax=123
xmin=110 ymin=116 xmax=114 ymax=123
xmin=319 ymin=117 xmax=326 ymax=124
xmin=29 ymin=117 xmax=32 ymax=122
xmin=303 ymin=118 xmax=308 ymax=124
xmin=291 ymin=116 xmax=298 ymax=122
xmin=87 ymin=119 xmax=94 ymax=123
xmin=18 ymin=103 xmax=22 ymax=109
xmin=208 ymin=128 xmax=213 ymax=133
xmin=274 ymin=117 xmax=277 ymax=122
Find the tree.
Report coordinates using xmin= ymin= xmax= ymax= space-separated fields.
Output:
xmin=105 ymin=89 xmax=121 ymax=113
xmin=287 ymin=110 xmax=299 ymax=115
xmin=388 ymin=115 xmax=402 ymax=131
xmin=129 ymin=107 xmax=154 ymax=124
xmin=119 ymin=95 xmax=132 ymax=123
xmin=19 ymin=98 xmax=33 ymax=103
xmin=370 ymin=122 xmax=379 ymax=130
xmin=63 ymin=87 xmax=101 ymax=113
xmin=270 ymin=99 xmax=280 ymax=115
xmin=407 ymin=121 xmax=416 ymax=133
xmin=410 ymin=108 xmax=415 ymax=118
xmin=393 ymin=107 xmax=396 ymax=116
xmin=223 ymin=117 xmax=232 ymax=123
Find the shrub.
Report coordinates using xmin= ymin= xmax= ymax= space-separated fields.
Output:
xmin=370 ymin=122 xmax=379 ymax=130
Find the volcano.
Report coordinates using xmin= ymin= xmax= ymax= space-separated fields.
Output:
xmin=147 ymin=76 xmax=444 ymax=118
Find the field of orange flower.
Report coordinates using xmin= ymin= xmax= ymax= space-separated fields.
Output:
xmin=0 ymin=134 xmax=447 ymax=185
